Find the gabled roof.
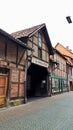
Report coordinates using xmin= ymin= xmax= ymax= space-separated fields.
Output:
xmin=11 ymin=23 xmax=45 ymax=38
xmin=11 ymin=23 xmax=54 ymax=55
xmin=55 ymin=43 xmax=73 ymax=66
xmin=55 ymin=43 xmax=73 ymax=58
xmin=0 ymin=29 xmax=32 ymax=50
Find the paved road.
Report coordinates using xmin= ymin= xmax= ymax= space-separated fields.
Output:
xmin=0 ymin=92 xmax=73 ymax=130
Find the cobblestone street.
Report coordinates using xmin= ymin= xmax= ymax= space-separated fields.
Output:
xmin=0 ymin=92 xmax=73 ymax=130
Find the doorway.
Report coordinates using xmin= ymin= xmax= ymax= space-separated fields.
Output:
xmin=27 ymin=64 xmax=49 ymax=98
xmin=0 ymin=67 xmax=9 ymax=106
xmin=70 ymin=81 xmax=73 ymax=91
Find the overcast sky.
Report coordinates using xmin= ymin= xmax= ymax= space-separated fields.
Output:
xmin=0 ymin=0 xmax=73 ymax=50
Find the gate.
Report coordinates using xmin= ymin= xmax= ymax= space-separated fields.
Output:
xmin=0 ymin=74 xmax=8 ymax=106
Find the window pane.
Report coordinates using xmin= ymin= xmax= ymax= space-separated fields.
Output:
xmin=38 ymin=33 xmax=42 ymax=47
xmin=38 ymin=48 xmax=42 ymax=59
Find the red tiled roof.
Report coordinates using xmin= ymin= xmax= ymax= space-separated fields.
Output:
xmin=55 ymin=43 xmax=73 ymax=58
xmin=11 ymin=23 xmax=45 ymax=38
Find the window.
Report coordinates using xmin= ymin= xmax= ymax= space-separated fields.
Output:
xmin=38 ymin=48 xmax=42 ymax=59
xmin=69 ymin=67 xmax=72 ymax=75
xmin=38 ymin=33 xmax=42 ymax=47
xmin=38 ymin=32 xmax=42 ymax=59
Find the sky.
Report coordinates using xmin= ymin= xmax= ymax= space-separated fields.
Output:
xmin=0 ymin=0 xmax=73 ymax=50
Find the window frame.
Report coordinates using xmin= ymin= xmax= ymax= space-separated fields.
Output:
xmin=38 ymin=32 xmax=42 ymax=59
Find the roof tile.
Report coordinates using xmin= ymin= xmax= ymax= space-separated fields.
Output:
xmin=55 ymin=43 xmax=73 ymax=58
xmin=11 ymin=23 xmax=45 ymax=38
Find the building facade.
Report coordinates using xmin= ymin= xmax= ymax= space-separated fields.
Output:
xmin=65 ymin=56 xmax=73 ymax=91
xmin=0 ymin=29 xmax=31 ymax=107
xmin=12 ymin=23 xmax=54 ymax=100
xmin=50 ymin=49 xmax=68 ymax=94
xmin=55 ymin=43 xmax=73 ymax=91
xmin=1 ymin=25 xmax=72 ymax=107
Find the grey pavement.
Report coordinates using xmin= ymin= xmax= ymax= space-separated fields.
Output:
xmin=0 ymin=92 xmax=73 ymax=130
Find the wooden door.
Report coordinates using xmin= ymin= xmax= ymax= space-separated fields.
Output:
xmin=0 ymin=74 xmax=8 ymax=106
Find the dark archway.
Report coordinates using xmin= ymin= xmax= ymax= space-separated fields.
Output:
xmin=27 ymin=64 xmax=49 ymax=98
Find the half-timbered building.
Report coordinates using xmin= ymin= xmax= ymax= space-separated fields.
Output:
xmin=0 ymin=29 xmax=32 ymax=107
xmin=12 ymin=23 xmax=54 ymax=101
xmin=55 ymin=43 xmax=73 ymax=91
xmin=50 ymin=49 xmax=68 ymax=94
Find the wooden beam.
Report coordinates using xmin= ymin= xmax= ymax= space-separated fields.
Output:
xmin=16 ymin=44 xmax=18 ymax=67
xmin=17 ymin=49 xmax=25 ymax=65
xmin=5 ymin=38 xmax=7 ymax=60
xmin=18 ymin=71 xmax=20 ymax=97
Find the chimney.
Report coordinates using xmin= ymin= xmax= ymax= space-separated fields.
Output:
xmin=66 ymin=46 xmax=72 ymax=52
xmin=66 ymin=46 xmax=69 ymax=50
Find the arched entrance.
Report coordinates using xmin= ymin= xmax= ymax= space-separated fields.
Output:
xmin=27 ymin=63 xmax=49 ymax=98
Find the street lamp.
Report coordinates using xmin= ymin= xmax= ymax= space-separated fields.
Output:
xmin=66 ymin=16 xmax=72 ymax=24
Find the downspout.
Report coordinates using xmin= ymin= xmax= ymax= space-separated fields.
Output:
xmin=24 ymin=50 xmax=28 ymax=103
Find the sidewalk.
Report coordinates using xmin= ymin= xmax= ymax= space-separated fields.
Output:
xmin=0 ymin=92 xmax=67 ymax=112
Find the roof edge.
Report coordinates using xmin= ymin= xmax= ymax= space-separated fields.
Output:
xmin=0 ymin=28 xmax=32 ymax=50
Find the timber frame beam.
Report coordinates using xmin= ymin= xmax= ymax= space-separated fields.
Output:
xmin=17 ymin=49 xmax=26 ymax=66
